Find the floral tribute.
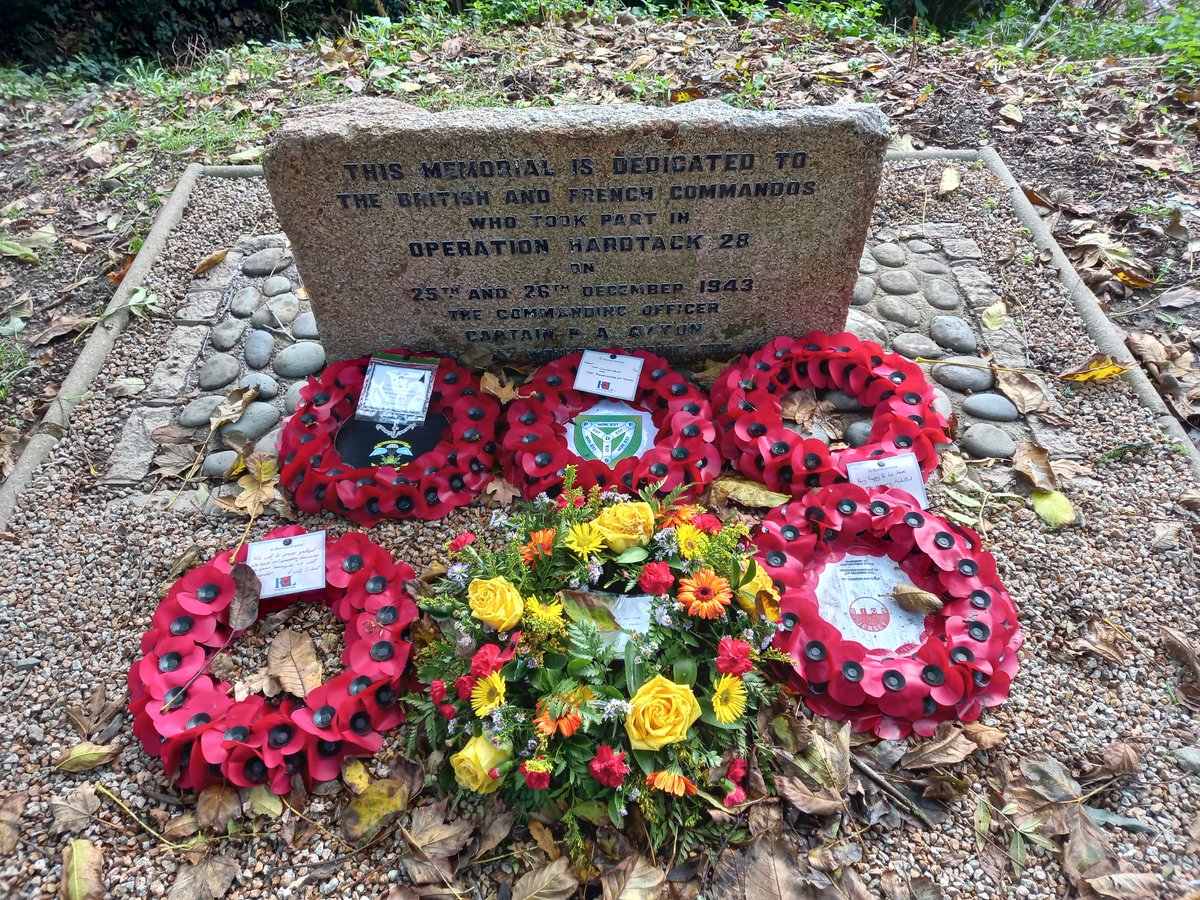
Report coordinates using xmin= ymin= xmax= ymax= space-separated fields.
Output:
xmin=755 ymin=483 xmax=1022 ymax=740
xmin=277 ymin=352 xmax=499 ymax=526
xmin=408 ymin=471 xmax=787 ymax=851
xmin=500 ymin=349 xmax=721 ymax=500
xmin=128 ymin=527 xmax=418 ymax=793
xmin=710 ymin=332 xmax=951 ymax=497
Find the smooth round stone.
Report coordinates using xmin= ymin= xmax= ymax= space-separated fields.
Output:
xmin=924 ymin=279 xmax=963 ymax=310
xmin=932 ymin=388 xmax=953 ymax=419
xmin=230 ymin=287 xmax=262 ymax=318
xmin=845 ymin=308 xmax=886 ymax=345
xmin=879 ymin=270 xmax=920 ymax=295
xmin=918 ymin=258 xmax=951 ymax=275
xmin=256 ymin=425 xmax=282 ymax=456
xmin=220 ymin=402 xmax=281 ymax=444
xmin=243 ymin=330 xmax=275 ymax=370
xmin=241 ymin=247 xmax=292 ymax=277
xmin=962 ymin=423 xmax=1016 ymax=460
xmin=872 ymin=243 xmax=906 ymax=267
xmin=931 ymin=315 xmax=977 ymax=353
xmin=858 ymin=257 xmax=877 ymax=274
xmin=907 ymin=239 xmax=935 ymax=253
xmin=179 ymin=395 xmax=224 ymax=428
xmin=962 ymin=392 xmax=1019 ymax=422
xmin=292 ymin=311 xmax=319 ymax=339
xmin=250 ymin=305 xmax=274 ymax=328
xmin=826 ymin=389 xmax=865 ymax=412
xmin=932 ymin=356 xmax=994 ymax=394
xmin=198 ymin=353 xmax=240 ymax=390
xmin=201 ymin=450 xmax=240 ymax=478
xmin=1175 ymin=747 xmax=1200 ymax=774
xmin=262 ymin=275 xmax=292 ymax=297
xmin=239 ymin=372 xmax=278 ymax=400
xmin=268 ymin=294 xmax=300 ymax=326
xmin=878 ymin=295 xmax=922 ymax=327
xmin=210 ymin=319 xmax=246 ymax=351
xmin=274 ymin=342 xmax=326 ymax=379
xmin=852 ymin=277 xmax=875 ymax=307
xmin=284 ymin=382 xmax=304 ymax=414
xmin=845 ymin=419 xmax=872 ymax=448
xmin=891 ymin=332 xmax=943 ymax=361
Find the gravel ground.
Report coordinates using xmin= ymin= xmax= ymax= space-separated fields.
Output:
xmin=0 ymin=165 xmax=1197 ymax=899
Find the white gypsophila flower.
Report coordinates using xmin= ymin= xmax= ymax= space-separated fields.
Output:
xmin=527 ymin=738 xmax=539 ymax=752
xmin=599 ymin=699 xmax=631 ymax=721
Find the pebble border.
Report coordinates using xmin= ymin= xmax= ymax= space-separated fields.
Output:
xmin=2 ymin=153 xmax=1196 ymax=529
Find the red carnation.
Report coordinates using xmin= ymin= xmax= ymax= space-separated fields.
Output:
xmin=723 ymin=785 xmax=746 ymax=807
xmin=554 ymin=494 xmax=585 ymax=510
xmin=726 ymin=757 xmax=748 ymax=784
xmin=638 ymin=561 xmax=675 ymax=595
xmin=716 ymin=637 xmax=754 ymax=677
xmin=429 ymin=679 xmax=447 ymax=705
xmin=449 ymin=532 xmax=476 ymax=553
xmin=519 ymin=759 xmax=551 ymax=790
xmin=439 ymin=703 xmax=457 ymax=720
xmin=470 ymin=643 xmax=514 ymax=679
xmin=588 ymin=745 xmax=630 ymax=788
xmin=691 ymin=514 xmax=723 ymax=534
xmin=455 ymin=675 xmax=475 ymax=701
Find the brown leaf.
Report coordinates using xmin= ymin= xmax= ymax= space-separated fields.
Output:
xmin=266 ymin=630 xmax=322 ymax=698
xmin=1158 ymin=286 xmax=1200 ymax=310
xmin=32 ymin=313 xmax=99 ymax=346
xmin=891 ymin=582 xmax=943 ymax=615
xmin=994 ymin=370 xmax=1049 ymax=414
xmin=775 ymin=775 xmax=842 ymax=816
xmin=937 ymin=166 xmax=961 ymax=198
xmin=1020 ymin=754 xmax=1082 ymax=803
xmin=60 ymin=838 xmax=104 ymax=900
xmin=601 ymin=854 xmax=666 ymax=900
xmin=528 ymin=818 xmax=561 ymax=860
xmin=745 ymin=832 xmax=811 ymax=900
xmin=1058 ymin=354 xmax=1131 ymax=383
xmin=1085 ymin=873 xmax=1161 ymax=899
xmin=64 ymin=683 xmax=125 ymax=739
xmin=150 ymin=424 xmax=197 ymax=446
xmin=404 ymin=799 xmax=473 ymax=859
xmin=963 ymin=722 xmax=1007 ymax=750
xmin=1080 ymin=743 xmax=1141 ymax=784
xmin=1064 ymin=805 xmax=1112 ymax=886
xmin=50 ymin=784 xmax=99 ymax=834
xmin=690 ymin=357 xmax=730 ymax=389
xmin=1160 ymin=626 xmax=1200 ymax=682
xmin=167 ymin=856 xmax=238 ymax=900
xmin=479 ymin=371 xmax=522 ymax=403
xmin=193 ymin=248 xmax=229 ymax=275
xmin=512 ymin=857 xmax=578 ymax=900
xmin=483 ymin=476 xmax=520 ymax=507
xmin=473 ymin=807 xmax=516 ymax=859
xmin=808 ymin=840 xmax=862 ymax=873
xmin=54 ymin=742 xmax=120 ymax=773
xmin=900 ymin=723 xmax=979 ymax=770
xmin=1070 ymin=620 xmax=1126 ymax=664
xmin=341 ymin=777 xmax=409 ymax=844
xmin=1012 ymin=441 xmax=1057 ymax=492
xmin=779 ymin=388 xmax=827 ymax=431
xmin=708 ymin=476 xmax=791 ymax=511
xmin=226 ymin=563 xmax=261 ymax=632
xmin=163 ymin=813 xmax=200 ymax=840
xmin=0 ymin=792 xmax=28 ymax=854
xmin=197 ymin=784 xmax=242 ymax=832
xmin=231 ymin=453 xmax=279 ymax=518
xmin=795 ymin=718 xmax=850 ymax=792
xmin=1125 ymin=330 xmax=1168 ymax=365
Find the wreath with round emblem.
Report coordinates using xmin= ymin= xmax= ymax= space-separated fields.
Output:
xmin=499 ymin=349 xmax=721 ymax=500
xmin=710 ymin=332 xmax=951 ymax=498
xmin=128 ymin=527 xmax=418 ymax=793
xmin=754 ymin=483 xmax=1022 ymax=740
xmin=277 ymin=352 xmax=500 ymax=526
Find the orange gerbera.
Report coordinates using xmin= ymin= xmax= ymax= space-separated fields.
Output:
xmin=657 ymin=504 xmax=702 ymax=529
xmin=677 ymin=568 xmax=733 ymax=619
xmin=519 ymin=528 xmax=556 ymax=565
xmin=533 ymin=687 xmax=592 ymax=738
xmin=646 ymin=770 xmax=698 ymax=796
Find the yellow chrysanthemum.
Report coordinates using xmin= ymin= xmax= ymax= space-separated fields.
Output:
xmin=711 ymin=675 xmax=747 ymax=724
xmin=471 ymin=671 xmax=506 ymax=717
xmin=675 ymin=523 xmax=708 ymax=559
xmin=563 ymin=521 xmax=606 ymax=558
xmin=524 ymin=596 xmax=566 ymax=631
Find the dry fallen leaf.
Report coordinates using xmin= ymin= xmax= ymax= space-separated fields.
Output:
xmin=197 ymin=784 xmax=242 ymax=832
xmin=0 ymin=792 xmax=28 ymax=854
xmin=483 ymin=476 xmax=520 ymax=507
xmin=963 ymin=722 xmax=1007 ymax=749
xmin=900 ymin=723 xmax=979 ymax=770
xmin=891 ymin=582 xmax=944 ymax=615
xmin=167 ymin=856 xmax=238 ymax=900
xmin=341 ymin=777 xmax=409 ymax=844
xmin=54 ymin=742 xmax=120 ymax=773
xmin=995 ymin=370 xmax=1049 ymax=413
xmin=479 ymin=371 xmax=522 ymax=403
xmin=708 ymin=476 xmax=791 ymax=510
xmin=60 ymin=838 xmax=105 ymax=900
xmin=50 ymin=784 xmax=100 ymax=835
xmin=1059 ymin=354 xmax=1131 ymax=383
xmin=937 ymin=166 xmax=962 ymax=198
xmin=1012 ymin=442 xmax=1056 ymax=492
xmin=1070 ymin=620 xmax=1126 ymax=664
xmin=267 ymin=630 xmax=322 ymax=698
xmin=193 ymin=248 xmax=229 ymax=276
xmin=513 ymin=857 xmax=578 ymax=900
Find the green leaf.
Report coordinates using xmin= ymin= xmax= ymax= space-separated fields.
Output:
xmin=608 ymin=793 xmax=624 ymax=828
xmin=973 ymin=796 xmax=991 ymax=851
xmin=672 ymin=657 xmax=697 ymax=686
xmin=569 ymin=800 xmax=606 ymax=824
xmin=624 ymin=640 xmax=646 ymax=695
xmin=0 ymin=239 xmax=37 ymax=263
xmin=616 ymin=546 xmax=649 ymax=563
xmin=556 ymin=590 xmax=621 ymax=630
xmin=699 ymin=698 xmax=743 ymax=730
xmin=632 ymin=748 xmax=657 ymax=777
xmin=1031 ymin=489 xmax=1076 ymax=527
xmin=338 ymin=777 xmax=409 ymax=845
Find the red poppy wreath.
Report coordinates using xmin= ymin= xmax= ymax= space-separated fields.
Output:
xmin=500 ymin=349 xmax=721 ymax=499
xmin=710 ymin=332 xmax=951 ymax=498
xmin=755 ymin=483 xmax=1022 ymax=740
xmin=278 ymin=353 xmax=500 ymax=526
xmin=128 ymin=527 xmax=417 ymax=793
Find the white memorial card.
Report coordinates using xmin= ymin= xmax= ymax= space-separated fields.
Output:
xmin=565 ymin=399 xmax=657 ymax=467
xmin=573 ymin=350 xmax=645 ymax=402
xmin=596 ymin=593 xmax=654 ymax=653
xmin=815 ymin=553 xmax=927 ymax=654
xmin=355 ymin=356 xmax=438 ymax=425
xmin=246 ymin=531 xmax=327 ymax=599
xmin=845 ymin=452 xmax=929 ymax=509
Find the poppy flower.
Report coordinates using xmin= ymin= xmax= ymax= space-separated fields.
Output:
xmin=589 ymin=745 xmax=630 ymax=788
xmin=172 ymin=568 xmax=237 ymax=617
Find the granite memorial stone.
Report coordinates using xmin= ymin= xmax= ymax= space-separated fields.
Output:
xmin=264 ymin=99 xmax=890 ymax=363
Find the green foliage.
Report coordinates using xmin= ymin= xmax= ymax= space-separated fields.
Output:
xmin=786 ymin=0 xmax=886 ymax=37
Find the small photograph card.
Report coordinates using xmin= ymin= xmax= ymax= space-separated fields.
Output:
xmin=355 ymin=354 xmax=439 ymax=425
xmin=246 ymin=531 xmax=327 ymax=599
xmin=572 ymin=350 xmax=644 ymax=402
xmin=845 ymin=452 xmax=929 ymax=509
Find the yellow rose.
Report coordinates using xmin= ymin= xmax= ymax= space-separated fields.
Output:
xmin=625 ymin=674 xmax=702 ymax=751
xmin=594 ymin=502 xmax=655 ymax=554
xmin=450 ymin=735 xmax=511 ymax=794
xmin=468 ymin=576 xmax=524 ymax=631
xmin=738 ymin=561 xmax=781 ymax=622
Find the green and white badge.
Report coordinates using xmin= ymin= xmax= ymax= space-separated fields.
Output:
xmin=565 ymin=399 xmax=657 ymax=467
